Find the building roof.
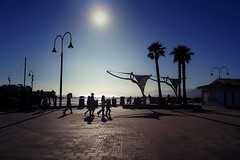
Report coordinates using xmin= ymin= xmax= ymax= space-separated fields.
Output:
xmin=197 ymin=78 xmax=240 ymax=90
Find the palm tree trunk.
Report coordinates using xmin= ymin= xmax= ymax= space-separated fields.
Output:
xmin=178 ymin=62 xmax=182 ymax=104
xmin=155 ymin=58 xmax=162 ymax=103
xmin=182 ymin=62 xmax=187 ymax=105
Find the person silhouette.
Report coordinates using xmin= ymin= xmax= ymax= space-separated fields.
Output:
xmin=127 ymin=96 xmax=132 ymax=104
xmin=90 ymin=93 xmax=95 ymax=117
xmin=97 ymin=95 xmax=105 ymax=117
xmin=105 ymin=99 xmax=111 ymax=118
xmin=63 ymin=93 xmax=72 ymax=114
xmin=84 ymin=96 xmax=91 ymax=116
xmin=148 ymin=94 xmax=152 ymax=104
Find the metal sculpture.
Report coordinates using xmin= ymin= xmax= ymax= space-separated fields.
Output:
xmin=149 ymin=76 xmax=178 ymax=97
xmin=107 ymin=71 xmax=179 ymax=98
xmin=107 ymin=71 xmax=151 ymax=98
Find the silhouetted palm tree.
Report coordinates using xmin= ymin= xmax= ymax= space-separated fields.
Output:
xmin=171 ymin=45 xmax=194 ymax=105
xmin=181 ymin=46 xmax=194 ymax=105
xmin=147 ymin=42 xmax=166 ymax=103
xmin=170 ymin=46 xmax=184 ymax=104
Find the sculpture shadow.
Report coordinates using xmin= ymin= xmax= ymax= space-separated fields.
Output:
xmin=116 ymin=109 xmax=179 ymax=120
xmin=184 ymin=108 xmax=213 ymax=114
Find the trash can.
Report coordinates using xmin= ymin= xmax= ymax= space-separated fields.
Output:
xmin=79 ymin=96 xmax=85 ymax=108
xmin=112 ymin=98 xmax=117 ymax=107
xmin=120 ymin=96 xmax=125 ymax=106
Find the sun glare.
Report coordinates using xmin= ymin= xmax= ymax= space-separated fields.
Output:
xmin=94 ymin=10 xmax=107 ymax=26
xmin=91 ymin=6 xmax=110 ymax=28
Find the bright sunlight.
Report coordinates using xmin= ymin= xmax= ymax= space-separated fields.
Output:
xmin=91 ymin=5 xmax=110 ymax=28
xmin=94 ymin=10 xmax=107 ymax=26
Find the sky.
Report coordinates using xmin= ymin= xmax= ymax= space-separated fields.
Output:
xmin=0 ymin=0 xmax=240 ymax=97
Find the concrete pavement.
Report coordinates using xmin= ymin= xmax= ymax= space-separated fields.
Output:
xmin=0 ymin=106 xmax=240 ymax=160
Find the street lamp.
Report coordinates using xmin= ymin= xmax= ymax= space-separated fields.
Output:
xmin=28 ymin=70 xmax=34 ymax=90
xmin=52 ymin=32 xmax=73 ymax=108
xmin=211 ymin=67 xmax=229 ymax=79
xmin=8 ymin=75 xmax=11 ymax=85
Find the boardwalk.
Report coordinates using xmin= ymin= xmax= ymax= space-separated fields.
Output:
xmin=0 ymin=106 xmax=240 ymax=160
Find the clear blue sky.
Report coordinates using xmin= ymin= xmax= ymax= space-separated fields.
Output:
xmin=0 ymin=0 xmax=240 ymax=97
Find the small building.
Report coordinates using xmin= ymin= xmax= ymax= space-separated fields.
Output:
xmin=0 ymin=84 xmax=32 ymax=92
xmin=197 ymin=78 xmax=240 ymax=108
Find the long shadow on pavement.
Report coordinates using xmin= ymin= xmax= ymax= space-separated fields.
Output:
xmin=180 ymin=108 xmax=240 ymax=119
xmin=115 ymin=109 xmax=179 ymax=120
xmin=0 ymin=108 xmax=38 ymax=116
xmin=57 ymin=112 xmax=72 ymax=119
xmin=0 ymin=109 xmax=58 ymax=130
xmin=174 ymin=110 xmax=240 ymax=128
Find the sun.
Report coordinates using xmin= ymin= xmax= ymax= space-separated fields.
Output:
xmin=94 ymin=10 xmax=107 ymax=26
xmin=91 ymin=6 xmax=110 ymax=28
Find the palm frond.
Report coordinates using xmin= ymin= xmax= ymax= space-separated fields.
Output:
xmin=147 ymin=41 xmax=166 ymax=59
xmin=170 ymin=45 xmax=194 ymax=64
xmin=147 ymin=52 xmax=154 ymax=59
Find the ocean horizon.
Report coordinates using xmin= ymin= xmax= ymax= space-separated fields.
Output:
xmin=58 ymin=88 xmax=201 ymax=106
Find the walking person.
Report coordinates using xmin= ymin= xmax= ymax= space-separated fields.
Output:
xmin=105 ymin=99 xmax=111 ymax=118
xmin=127 ymin=96 xmax=132 ymax=104
xmin=84 ymin=96 xmax=91 ymax=116
xmin=97 ymin=95 xmax=105 ymax=117
xmin=63 ymin=93 xmax=73 ymax=115
xmin=42 ymin=97 xmax=47 ymax=111
xmin=90 ymin=93 xmax=95 ymax=117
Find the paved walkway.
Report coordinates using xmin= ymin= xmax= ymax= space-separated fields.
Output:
xmin=0 ymin=106 xmax=240 ymax=160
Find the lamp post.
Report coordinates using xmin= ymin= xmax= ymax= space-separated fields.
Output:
xmin=23 ymin=57 xmax=27 ymax=87
xmin=211 ymin=67 xmax=229 ymax=79
xmin=52 ymin=32 xmax=73 ymax=108
xmin=8 ymin=75 xmax=11 ymax=85
xmin=28 ymin=70 xmax=34 ymax=90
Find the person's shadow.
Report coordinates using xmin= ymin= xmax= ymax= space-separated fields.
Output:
xmin=101 ymin=115 xmax=107 ymax=122
xmin=106 ymin=115 xmax=113 ymax=121
xmin=84 ymin=116 xmax=93 ymax=124
xmin=57 ymin=111 xmax=71 ymax=119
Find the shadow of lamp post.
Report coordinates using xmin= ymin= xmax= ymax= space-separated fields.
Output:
xmin=211 ymin=67 xmax=229 ymax=79
xmin=28 ymin=70 xmax=34 ymax=91
xmin=52 ymin=32 xmax=74 ymax=108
